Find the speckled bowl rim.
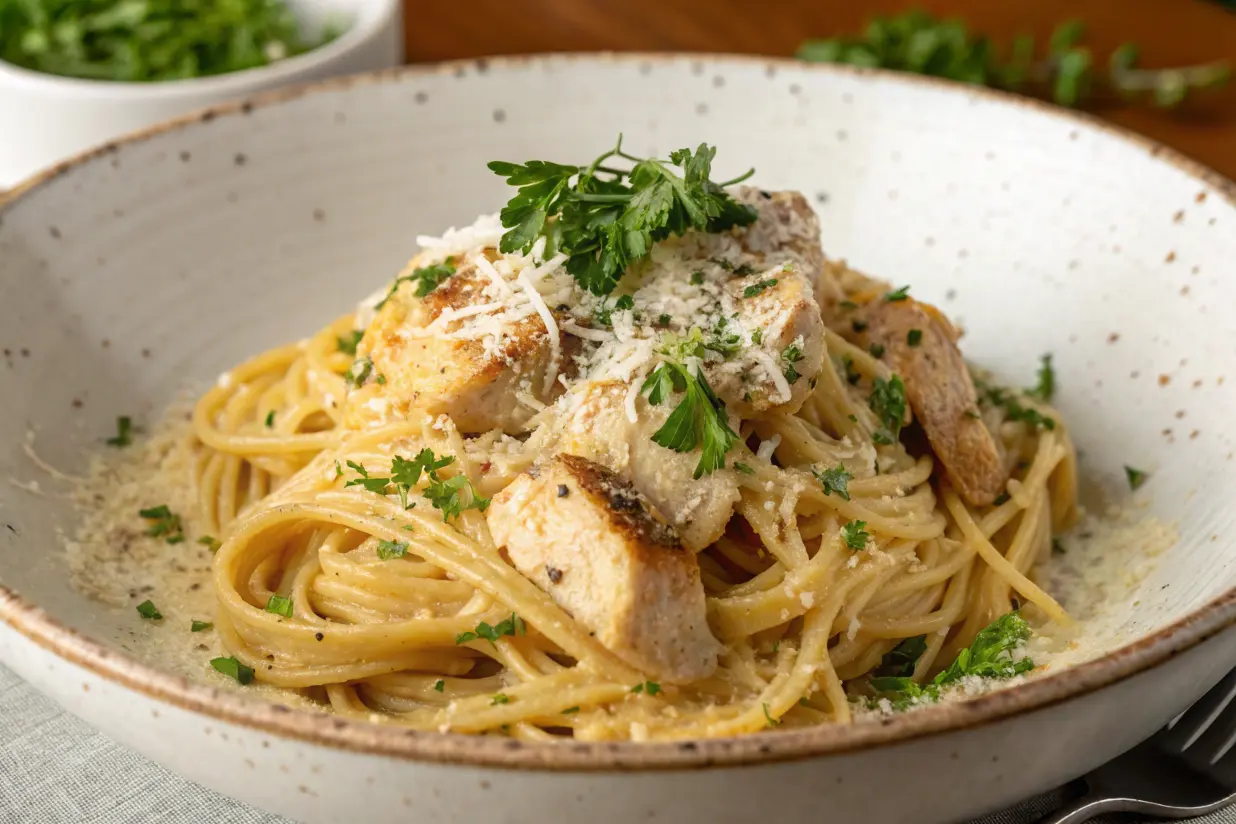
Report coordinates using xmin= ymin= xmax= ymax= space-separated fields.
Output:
xmin=2 ymin=52 xmax=1236 ymax=772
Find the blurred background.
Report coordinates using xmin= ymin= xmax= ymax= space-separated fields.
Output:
xmin=0 ymin=0 xmax=1233 ymax=185
xmin=401 ymin=0 xmax=1236 ymax=179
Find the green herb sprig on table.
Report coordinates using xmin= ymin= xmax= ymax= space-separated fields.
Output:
xmin=0 ymin=0 xmax=341 ymax=83
xmin=489 ymin=136 xmax=758 ymax=295
xmin=797 ymin=11 xmax=1230 ymax=109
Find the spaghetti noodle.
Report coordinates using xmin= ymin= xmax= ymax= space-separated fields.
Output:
xmin=193 ymin=183 xmax=1077 ymax=741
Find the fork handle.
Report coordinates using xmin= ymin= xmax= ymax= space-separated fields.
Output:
xmin=1036 ymin=794 xmax=1142 ymax=824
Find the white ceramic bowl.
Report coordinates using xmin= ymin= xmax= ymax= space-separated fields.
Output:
xmin=2 ymin=54 xmax=1236 ymax=824
xmin=0 ymin=0 xmax=404 ymax=188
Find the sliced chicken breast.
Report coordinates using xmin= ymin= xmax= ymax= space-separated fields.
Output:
xmin=862 ymin=298 xmax=1009 ymax=506
xmin=345 ymin=254 xmax=574 ymax=433
xmin=487 ymin=454 xmax=720 ymax=683
xmin=708 ymin=264 xmax=825 ymax=418
xmin=551 ymin=381 xmax=741 ymax=551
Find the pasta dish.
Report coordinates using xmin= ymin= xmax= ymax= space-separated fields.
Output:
xmin=167 ymin=140 xmax=1076 ymax=740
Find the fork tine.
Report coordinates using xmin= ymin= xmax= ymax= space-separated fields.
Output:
xmin=1159 ymin=668 xmax=1236 ymax=754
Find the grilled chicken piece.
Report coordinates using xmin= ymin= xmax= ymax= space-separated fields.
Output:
xmin=863 ymin=298 xmax=1008 ymax=506
xmin=552 ymin=381 xmax=741 ymax=551
xmin=345 ymin=254 xmax=573 ymax=434
xmin=710 ymin=265 xmax=825 ymax=417
xmin=488 ymin=454 xmax=720 ymax=683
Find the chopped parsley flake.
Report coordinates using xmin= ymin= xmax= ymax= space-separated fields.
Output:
xmin=907 ymin=329 xmax=923 ymax=347
xmin=190 ymin=620 xmax=214 ymax=632
xmin=1125 ymin=466 xmax=1148 ymax=490
xmin=376 ymin=258 xmax=457 ymax=309
xmin=841 ymin=519 xmax=870 ymax=550
xmin=1052 ymin=538 xmax=1067 ymax=555
xmin=763 ymin=702 xmax=780 ymax=728
xmin=491 ymin=693 xmax=510 ymax=705
xmin=197 ymin=535 xmax=221 ymax=551
xmin=869 ymin=375 xmax=908 ymax=443
xmin=868 ymin=342 xmax=885 ymax=358
xmin=733 ymin=461 xmax=756 ymax=475
xmin=781 ymin=342 xmax=805 ymax=384
xmin=136 ymin=600 xmax=162 ymax=620
xmin=743 ymin=278 xmax=779 ymax=298
xmin=562 ymin=706 xmax=580 ymax=714
xmin=211 ymin=656 xmax=254 ymax=685
xmin=456 ymin=613 xmax=526 ymax=647
xmin=690 ymin=270 xmax=705 ymax=285
xmin=106 ymin=416 xmax=135 ymax=447
xmin=751 ymin=328 xmax=764 ymax=345
xmin=336 ymin=330 xmax=363 ymax=355
xmin=875 ymin=635 xmax=927 ymax=678
xmin=345 ymin=356 xmax=373 ymax=388
xmin=264 ymin=410 xmax=275 ymax=428
xmin=433 ymin=679 xmax=446 ymax=692
xmin=138 ymin=505 xmax=184 ymax=544
xmin=883 ymin=285 xmax=910 ymax=302
xmin=265 ymin=595 xmax=293 ymax=618
xmin=376 ymin=539 xmax=409 ymax=560
xmin=1029 ymin=354 xmax=1055 ymax=402
xmin=993 ymin=492 xmax=1011 ymax=506
xmin=812 ymin=464 xmax=852 ymax=501
xmin=631 ymin=681 xmax=662 ymax=695
xmin=842 ymin=355 xmax=861 ymax=385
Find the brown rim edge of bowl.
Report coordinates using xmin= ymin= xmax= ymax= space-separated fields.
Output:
xmin=1 ymin=52 xmax=1235 ymax=773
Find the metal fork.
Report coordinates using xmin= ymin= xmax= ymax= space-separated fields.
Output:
xmin=1039 ymin=668 xmax=1236 ymax=823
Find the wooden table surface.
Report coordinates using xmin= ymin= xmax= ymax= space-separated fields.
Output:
xmin=403 ymin=0 xmax=1236 ymax=181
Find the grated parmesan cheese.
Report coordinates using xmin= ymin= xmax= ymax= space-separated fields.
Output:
xmin=515 ymin=269 xmax=560 ymax=394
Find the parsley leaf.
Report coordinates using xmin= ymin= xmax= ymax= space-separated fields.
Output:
xmin=265 ymin=595 xmax=293 ymax=618
xmin=336 ymin=329 xmax=364 ymax=356
xmin=376 ymin=259 xmax=457 ymax=309
xmin=641 ymin=358 xmax=739 ymax=478
xmin=424 ymin=473 xmax=490 ymax=520
xmin=344 ymin=461 xmax=392 ymax=495
xmin=871 ymin=613 xmax=1035 ymax=709
xmin=433 ymin=679 xmax=446 ymax=692
xmin=139 ymin=505 xmax=184 ymax=544
xmin=106 ymin=415 xmax=135 ymax=447
xmin=376 ymin=539 xmax=409 ymax=560
xmin=875 ymin=635 xmax=927 ymax=678
xmin=812 ymin=465 xmax=853 ymax=500
xmin=1029 ymin=354 xmax=1055 ymax=402
xmin=869 ymin=375 xmax=908 ymax=442
xmin=743 ymin=278 xmax=779 ymax=298
xmin=455 ymin=613 xmax=526 ymax=647
xmin=211 ymin=656 xmax=255 ymax=685
xmin=841 ymin=519 xmax=870 ymax=550
xmin=1125 ymin=465 xmax=1148 ymax=490
xmin=190 ymin=620 xmax=214 ymax=633
xmin=345 ymin=356 xmax=374 ymax=388
xmin=781 ymin=342 xmax=805 ymax=384
xmin=490 ymin=137 xmax=757 ymax=295
xmin=136 ymin=600 xmax=162 ymax=620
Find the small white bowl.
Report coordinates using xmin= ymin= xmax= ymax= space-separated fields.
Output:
xmin=0 ymin=0 xmax=403 ymax=188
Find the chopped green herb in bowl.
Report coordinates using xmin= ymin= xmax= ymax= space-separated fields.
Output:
xmin=0 ymin=0 xmax=342 ymax=83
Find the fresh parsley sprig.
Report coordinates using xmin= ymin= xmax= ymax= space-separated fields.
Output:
xmin=640 ymin=342 xmax=740 ymax=478
xmin=797 ymin=12 xmax=1229 ymax=110
xmin=870 ymin=612 xmax=1035 ymax=709
xmin=456 ymin=613 xmax=526 ymax=647
xmin=345 ymin=449 xmax=488 ymax=519
xmin=489 ymin=136 xmax=758 ymax=295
